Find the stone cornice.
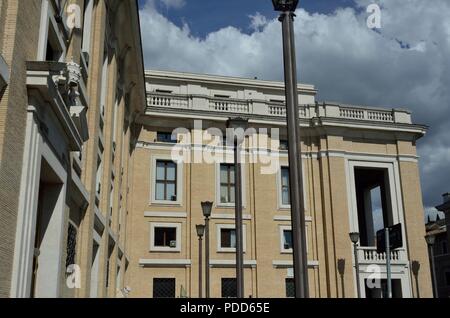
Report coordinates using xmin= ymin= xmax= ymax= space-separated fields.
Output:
xmin=145 ymin=69 xmax=317 ymax=94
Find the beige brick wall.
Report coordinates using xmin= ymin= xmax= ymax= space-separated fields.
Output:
xmin=127 ymin=123 xmax=433 ymax=298
xmin=0 ymin=0 xmax=144 ymax=298
xmin=0 ymin=0 xmax=42 ymax=298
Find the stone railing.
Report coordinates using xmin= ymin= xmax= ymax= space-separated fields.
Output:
xmin=146 ymin=93 xmax=412 ymax=124
xmin=268 ymin=103 xmax=286 ymax=116
xmin=339 ymin=107 xmax=394 ymax=122
xmin=209 ymin=97 xmax=249 ymax=113
xmin=357 ymin=246 xmax=408 ymax=265
xmin=147 ymin=93 xmax=189 ymax=109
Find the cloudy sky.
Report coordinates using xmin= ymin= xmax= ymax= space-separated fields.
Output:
xmin=138 ymin=0 xmax=450 ymax=221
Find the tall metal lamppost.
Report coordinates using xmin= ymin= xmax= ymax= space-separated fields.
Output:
xmin=196 ymin=224 xmax=205 ymax=298
xmin=349 ymin=232 xmax=361 ymax=298
xmin=226 ymin=117 xmax=248 ymax=298
xmin=272 ymin=0 xmax=309 ymax=298
xmin=425 ymin=234 xmax=438 ymax=298
xmin=201 ymin=201 xmax=213 ymax=298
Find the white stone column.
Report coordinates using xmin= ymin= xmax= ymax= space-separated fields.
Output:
xmin=10 ymin=112 xmax=43 ymax=298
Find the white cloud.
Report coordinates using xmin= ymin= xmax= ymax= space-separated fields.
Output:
xmin=161 ymin=0 xmax=185 ymax=9
xmin=248 ymin=12 xmax=268 ymax=32
xmin=139 ymin=0 xmax=450 ymax=211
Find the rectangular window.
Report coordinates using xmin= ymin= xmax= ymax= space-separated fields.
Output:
xmin=45 ymin=24 xmax=63 ymax=62
xmin=150 ymin=223 xmax=181 ymax=252
xmin=279 ymin=140 xmax=289 ymax=151
xmin=0 ymin=54 xmax=9 ymax=93
xmin=281 ymin=167 xmax=290 ymax=206
xmin=155 ymin=160 xmax=177 ymax=201
xmin=155 ymin=89 xmax=173 ymax=94
xmin=99 ymin=49 xmax=108 ymax=117
xmin=157 ymin=132 xmax=177 ymax=143
xmin=446 ymin=272 xmax=450 ymax=286
xmin=221 ymin=278 xmax=237 ymax=298
xmin=81 ymin=0 xmax=94 ymax=61
xmin=221 ymin=228 xmax=236 ymax=249
xmin=217 ymin=224 xmax=246 ymax=253
xmin=105 ymin=259 xmax=110 ymax=288
xmin=154 ymin=227 xmax=177 ymax=248
xmin=353 ymin=167 xmax=394 ymax=247
xmin=283 ymin=229 xmax=293 ymax=250
xmin=220 ymin=164 xmax=235 ymax=203
xmin=153 ymin=278 xmax=175 ymax=298
xmin=65 ymin=223 xmax=77 ymax=268
xmin=285 ymin=278 xmax=295 ymax=298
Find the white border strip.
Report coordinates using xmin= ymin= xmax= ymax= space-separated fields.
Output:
xmin=139 ymin=259 xmax=191 ymax=267
xmin=144 ymin=211 xmax=187 ymax=218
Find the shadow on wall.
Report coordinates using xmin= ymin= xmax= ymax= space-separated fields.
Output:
xmin=337 ymin=258 xmax=346 ymax=298
xmin=411 ymin=260 xmax=421 ymax=298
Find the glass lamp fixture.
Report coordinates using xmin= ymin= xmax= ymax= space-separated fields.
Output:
xmin=349 ymin=232 xmax=360 ymax=244
xmin=272 ymin=0 xmax=299 ymax=12
xmin=196 ymin=224 xmax=205 ymax=238
xmin=201 ymin=201 xmax=213 ymax=218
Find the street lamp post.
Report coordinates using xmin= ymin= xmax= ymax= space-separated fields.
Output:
xmin=272 ymin=0 xmax=309 ymax=298
xmin=425 ymin=234 xmax=438 ymax=298
xmin=196 ymin=224 xmax=205 ymax=298
xmin=201 ymin=201 xmax=213 ymax=298
xmin=226 ymin=117 xmax=248 ymax=298
xmin=349 ymin=232 xmax=361 ymax=298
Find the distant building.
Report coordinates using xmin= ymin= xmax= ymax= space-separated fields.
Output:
xmin=426 ymin=193 xmax=450 ymax=298
xmin=125 ymin=70 xmax=433 ymax=298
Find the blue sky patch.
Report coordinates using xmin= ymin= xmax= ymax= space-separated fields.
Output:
xmin=140 ymin=0 xmax=357 ymax=38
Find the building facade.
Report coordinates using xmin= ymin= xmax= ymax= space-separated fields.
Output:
xmin=0 ymin=2 xmax=435 ymax=299
xmin=125 ymin=70 xmax=433 ymax=298
xmin=426 ymin=193 xmax=450 ymax=298
xmin=0 ymin=0 xmax=145 ymax=298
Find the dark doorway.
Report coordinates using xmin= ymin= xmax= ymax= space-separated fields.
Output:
xmin=153 ymin=278 xmax=176 ymax=298
xmin=365 ymin=279 xmax=403 ymax=298
xmin=221 ymin=278 xmax=237 ymax=298
xmin=354 ymin=168 xmax=393 ymax=246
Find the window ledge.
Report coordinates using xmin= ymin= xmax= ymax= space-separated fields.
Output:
xmin=149 ymin=248 xmax=181 ymax=253
xmin=274 ymin=215 xmax=313 ymax=222
xmin=150 ymin=200 xmax=183 ymax=207
xmin=211 ymin=213 xmax=251 ymax=220
xmin=218 ymin=249 xmax=240 ymax=254
xmin=210 ymin=259 xmax=257 ymax=268
xmin=216 ymin=203 xmax=247 ymax=209
xmin=144 ymin=211 xmax=187 ymax=218
xmin=139 ymin=259 xmax=191 ymax=267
